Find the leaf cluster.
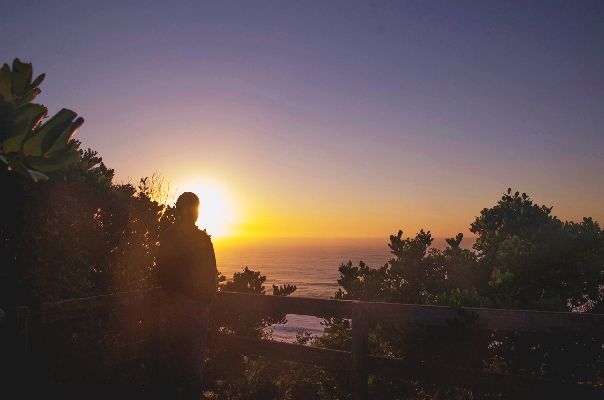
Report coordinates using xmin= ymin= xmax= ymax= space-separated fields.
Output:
xmin=0 ymin=59 xmax=82 ymax=181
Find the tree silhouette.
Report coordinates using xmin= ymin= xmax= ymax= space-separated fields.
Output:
xmin=314 ymin=189 xmax=603 ymax=398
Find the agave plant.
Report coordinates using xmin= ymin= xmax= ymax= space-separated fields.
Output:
xmin=0 ymin=58 xmax=83 ymax=181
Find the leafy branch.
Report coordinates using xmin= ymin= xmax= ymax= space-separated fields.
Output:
xmin=0 ymin=58 xmax=83 ymax=181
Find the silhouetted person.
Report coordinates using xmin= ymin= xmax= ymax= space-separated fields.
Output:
xmin=157 ymin=192 xmax=217 ymax=399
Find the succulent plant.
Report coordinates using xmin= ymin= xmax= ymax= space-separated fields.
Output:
xmin=0 ymin=58 xmax=83 ymax=181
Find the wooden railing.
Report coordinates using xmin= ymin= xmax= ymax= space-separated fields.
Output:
xmin=18 ymin=288 xmax=604 ymax=399
xmin=211 ymin=291 xmax=604 ymax=399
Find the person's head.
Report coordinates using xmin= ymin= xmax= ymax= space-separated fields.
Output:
xmin=175 ymin=192 xmax=199 ymax=225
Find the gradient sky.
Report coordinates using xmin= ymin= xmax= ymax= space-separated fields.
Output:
xmin=3 ymin=1 xmax=603 ymax=239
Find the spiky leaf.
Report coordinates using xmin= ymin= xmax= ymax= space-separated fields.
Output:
xmin=26 ymin=149 xmax=79 ymax=172
xmin=11 ymin=58 xmax=33 ymax=97
xmin=45 ymin=116 xmax=83 ymax=157
xmin=3 ymin=103 xmax=47 ymax=152
xmin=23 ymin=108 xmax=77 ymax=156
xmin=0 ymin=64 xmax=12 ymax=103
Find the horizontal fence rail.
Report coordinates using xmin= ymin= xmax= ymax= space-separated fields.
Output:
xmin=40 ymin=287 xmax=161 ymax=324
xmin=212 ymin=291 xmax=604 ymax=332
xmin=30 ymin=288 xmax=604 ymax=399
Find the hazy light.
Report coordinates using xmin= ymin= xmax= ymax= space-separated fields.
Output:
xmin=175 ymin=179 xmax=238 ymax=239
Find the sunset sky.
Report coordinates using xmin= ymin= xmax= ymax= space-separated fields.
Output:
xmin=3 ymin=1 xmax=603 ymax=240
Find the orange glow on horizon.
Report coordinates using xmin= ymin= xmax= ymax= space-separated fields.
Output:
xmin=168 ymin=172 xmax=601 ymax=244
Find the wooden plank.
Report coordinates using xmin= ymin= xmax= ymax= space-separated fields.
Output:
xmin=213 ymin=291 xmax=354 ymax=318
xmin=351 ymin=304 xmax=369 ymax=400
xmin=42 ymin=289 xmax=604 ymax=334
xmin=15 ymin=306 xmax=30 ymax=364
xmin=215 ymin=292 xmax=604 ymax=333
xmin=214 ymin=334 xmax=350 ymax=369
xmin=363 ymin=302 xmax=604 ymax=332
xmin=41 ymin=288 xmax=161 ymax=324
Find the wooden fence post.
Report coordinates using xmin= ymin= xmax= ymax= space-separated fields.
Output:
xmin=15 ymin=306 xmax=30 ymax=365
xmin=351 ymin=302 xmax=368 ymax=400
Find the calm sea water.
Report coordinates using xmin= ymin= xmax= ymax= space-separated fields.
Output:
xmin=214 ymin=238 xmax=461 ymax=341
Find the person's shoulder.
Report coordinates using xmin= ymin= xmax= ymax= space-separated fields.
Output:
xmin=194 ymin=227 xmax=213 ymax=243
xmin=195 ymin=227 xmax=212 ymax=240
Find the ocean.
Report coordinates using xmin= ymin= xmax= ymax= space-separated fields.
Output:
xmin=214 ymin=237 xmax=462 ymax=341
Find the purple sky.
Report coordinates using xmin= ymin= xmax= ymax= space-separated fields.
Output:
xmin=3 ymin=1 xmax=603 ymax=238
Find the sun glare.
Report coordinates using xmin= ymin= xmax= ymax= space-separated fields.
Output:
xmin=176 ymin=179 xmax=237 ymax=239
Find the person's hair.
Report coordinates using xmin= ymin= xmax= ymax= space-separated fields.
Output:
xmin=175 ymin=192 xmax=199 ymax=219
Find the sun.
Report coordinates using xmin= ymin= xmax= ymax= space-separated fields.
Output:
xmin=175 ymin=179 xmax=237 ymax=239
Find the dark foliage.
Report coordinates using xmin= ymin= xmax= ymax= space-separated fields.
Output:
xmin=313 ymin=189 xmax=604 ymax=399
xmin=0 ymin=144 xmax=172 ymax=305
